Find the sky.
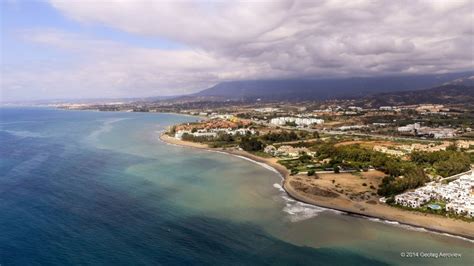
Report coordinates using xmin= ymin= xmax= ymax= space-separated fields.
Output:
xmin=1 ymin=0 xmax=473 ymax=101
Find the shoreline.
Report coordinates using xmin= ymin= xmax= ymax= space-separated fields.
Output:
xmin=159 ymin=133 xmax=474 ymax=241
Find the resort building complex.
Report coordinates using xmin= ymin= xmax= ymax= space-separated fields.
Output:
xmin=395 ymin=170 xmax=474 ymax=217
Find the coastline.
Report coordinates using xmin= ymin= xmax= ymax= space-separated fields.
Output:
xmin=159 ymin=133 xmax=474 ymax=241
xmin=159 ymin=133 xmax=289 ymax=178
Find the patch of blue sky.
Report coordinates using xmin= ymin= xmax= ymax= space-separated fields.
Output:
xmin=1 ymin=0 xmax=185 ymax=65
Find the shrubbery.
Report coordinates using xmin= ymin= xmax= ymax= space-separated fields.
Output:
xmin=261 ymin=131 xmax=299 ymax=142
xmin=240 ymin=137 xmax=263 ymax=152
xmin=411 ymin=150 xmax=470 ymax=177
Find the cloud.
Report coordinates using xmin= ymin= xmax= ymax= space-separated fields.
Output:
xmin=2 ymin=29 xmax=273 ymax=101
xmin=2 ymin=0 xmax=473 ymax=101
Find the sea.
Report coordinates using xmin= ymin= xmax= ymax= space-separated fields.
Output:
xmin=0 ymin=107 xmax=473 ymax=265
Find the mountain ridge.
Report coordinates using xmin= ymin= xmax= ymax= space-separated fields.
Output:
xmin=191 ymin=71 xmax=474 ymax=102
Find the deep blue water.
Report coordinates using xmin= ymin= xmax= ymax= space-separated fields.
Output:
xmin=0 ymin=108 xmax=389 ymax=265
xmin=0 ymin=108 xmax=471 ymax=265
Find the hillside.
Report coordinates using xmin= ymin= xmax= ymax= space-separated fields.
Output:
xmin=191 ymin=72 xmax=474 ymax=101
xmin=361 ymin=84 xmax=474 ymax=107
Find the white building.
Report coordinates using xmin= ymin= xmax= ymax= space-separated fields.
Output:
xmin=254 ymin=108 xmax=279 ymax=113
xmin=394 ymin=170 xmax=474 ymax=217
xmin=397 ymin=123 xmax=421 ymax=132
xmin=264 ymin=145 xmax=277 ymax=155
xmin=270 ymin=117 xmax=324 ymax=126
xmin=348 ymin=106 xmax=363 ymax=112
xmin=175 ymin=128 xmax=255 ymax=140
xmin=211 ymin=114 xmax=234 ymax=120
xmin=395 ymin=191 xmax=430 ymax=208
xmin=337 ymin=125 xmax=367 ymax=131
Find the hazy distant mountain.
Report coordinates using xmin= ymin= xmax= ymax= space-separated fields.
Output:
xmin=443 ymin=75 xmax=474 ymax=86
xmin=362 ymin=84 xmax=474 ymax=107
xmin=1 ymin=95 xmax=177 ymax=105
xmin=192 ymin=72 xmax=474 ymax=101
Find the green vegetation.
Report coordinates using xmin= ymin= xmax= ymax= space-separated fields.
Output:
xmin=285 ymin=121 xmax=297 ymax=127
xmin=411 ymin=150 xmax=471 ymax=177
xmin=240 ymin=137 xmax=263 ymax=152
xmin=181 ymin=133 xmax=213 ymax=142
xmin=278 ymin=158 xmax=314 ymax=173
xmin=261 ymin=130 xmax=299 ymax=143
xmin=176 ymin=122 xmax=471 ymax=198
xmin=305 ymin=143 xmax=431 ymax=196
xmin=377 ymin=167 xmax=428 ymax=196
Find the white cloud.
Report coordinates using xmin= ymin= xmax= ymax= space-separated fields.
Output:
xmin=2 ymin=29 xmax=273 ymax=101
xmin=2 ymin=0 xmax=473 ymax=101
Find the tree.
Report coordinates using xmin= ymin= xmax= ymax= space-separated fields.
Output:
xmin=169 ymin=125 xmax=176 ymax=135
xmin=411 ymin=150 xmax=470 ymax=177
xmin=312 ymin=131 xmax=320 ymax=139
xmin=433 ymin=153 xmax=470 ymax=177
xmin=240 ymin=137 xmax=263 ymax=152
xmin=333 ymin=166 xmax=340 ymax=173
xmin=218 ymin=133 xmax=234 ymax=142
xmin=307 ymin=169 xmax=315 ymax=176
xmin=285 ymin=121 xmax=297 ymax=127
xmin=299 ymin=153 xmax=312 ymax=163
xmin=386 ymin=196 xmax=395 ymax=204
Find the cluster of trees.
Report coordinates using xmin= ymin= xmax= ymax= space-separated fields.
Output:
xmin=259 ymin=130 xmax=319 ymax=143
xmin=309 ymin=143 xmax=430 ymax=196
xmin=411 ymin=150 xmax=471 ymax=177
xmin=181 ymin=133 xmax=213 ymax=142
xmin=377 ymin=165 xmax=428 ymax=196
xmin=261 ymin=131 xmax=299 ymax=142
xmin=316 ymin=143 xmax=471 ymax=196
xmin=216 ymin=133 xmax=235 ymax=142
xmin=240 ymin=137 xmax=263 ymax=152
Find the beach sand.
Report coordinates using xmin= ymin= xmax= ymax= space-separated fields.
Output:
xmin=159 ymin=133 xmax=474 ymax=240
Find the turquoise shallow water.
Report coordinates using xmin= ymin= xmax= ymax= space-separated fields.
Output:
xmin=0 ymin=107 xmax=472 ymax=265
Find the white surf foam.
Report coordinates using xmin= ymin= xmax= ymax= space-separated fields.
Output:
xmin=272 ymin=183 xmax=334 ymax=222
xmin=282 ymin=200 xmax=328 ymax=222
xmin=273 ymin=183 xmax=286 ymax=192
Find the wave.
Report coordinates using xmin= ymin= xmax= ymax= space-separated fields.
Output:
xmin=283 ymin=201 xmax=327 ymax=222
xmin=273 ymin=183 xmax=338 ymax=222
xmin=1 ymin=129 xmax=45 ymax=138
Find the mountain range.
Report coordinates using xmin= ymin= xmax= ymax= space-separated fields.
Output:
xmin=361 ymin=84 xmax=474 ymax=107
xmin=190 ymin=71 xmax=474 ymax=102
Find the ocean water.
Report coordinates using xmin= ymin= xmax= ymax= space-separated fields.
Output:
xmin=0 ymin=107 xmax=472 ymax=265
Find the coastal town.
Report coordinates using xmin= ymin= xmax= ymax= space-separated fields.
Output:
xmin=157 ymin=103 xmax=473 ymax=223
xmin=61 ymin=101 xmax=473 ymax=140
xmin=5 ymin=1 xmax=474 ymax=264
xmin=58 ymin=95 xmax=474 ymax=238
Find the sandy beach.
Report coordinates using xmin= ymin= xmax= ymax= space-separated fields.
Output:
xmin=159 ymin=133 xmax=474 ymax=240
